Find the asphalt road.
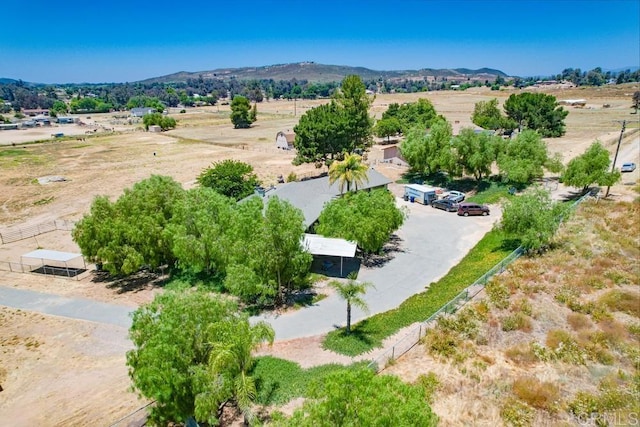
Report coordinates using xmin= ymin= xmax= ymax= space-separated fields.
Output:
xmin=0 ymin=285 xmax=133 ymax=328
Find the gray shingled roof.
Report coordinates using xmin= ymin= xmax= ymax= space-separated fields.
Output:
xmin=260 ymin=168 xmax=392 ymax=228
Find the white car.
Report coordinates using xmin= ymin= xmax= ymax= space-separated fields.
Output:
xmin=621 ymin=162 xmax=636 ymax=173
xmin=445 ymin=190 xmax=466 ymax=203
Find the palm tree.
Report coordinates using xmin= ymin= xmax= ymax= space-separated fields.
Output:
xmin=328 ymin=153 xmax=369 ymax=194
xmin=206 ymin=319 xmax=274 ymax=424
xmin=329 ymin=274 xmax=375 ymax=333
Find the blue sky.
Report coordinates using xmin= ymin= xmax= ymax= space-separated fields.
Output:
xmin=2 ymin=0 xmax=638 ymax=83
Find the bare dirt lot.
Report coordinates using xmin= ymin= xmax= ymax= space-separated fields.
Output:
xmin=0 ymin=85 xmax=638 ymax=425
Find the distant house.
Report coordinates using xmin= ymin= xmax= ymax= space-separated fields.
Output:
xmin=275 ymin=130 xmax=295 ymax=150
xmin=57 ymin=117 xmax=76 ymax=124
xmin=22 ymin=108 xmax=49 ymax=117
xmin=131 ymin=107 xmax=156 ymax=118
xmin=559 ymin=99 xmax=587 ymax=107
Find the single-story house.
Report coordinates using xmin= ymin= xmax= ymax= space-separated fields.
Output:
xmin=254 ymin=168 xmax=392 ymax=229
xmin=22 ymin=109 xmax=49 ymax=117
xmin=275 ymin=131 xmax=295 ymax=150
xmin=131 ymin=107 xmax=156 ymax=118
xmin=56 ymin=117 xmax=76 ymax=124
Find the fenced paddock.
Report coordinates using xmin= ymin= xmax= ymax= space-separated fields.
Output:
xmin=0 ymin=220 xmax=75 ymax=244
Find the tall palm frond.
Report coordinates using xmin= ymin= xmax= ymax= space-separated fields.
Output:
xmin=328 ymin=154 xmax=369 ymax=194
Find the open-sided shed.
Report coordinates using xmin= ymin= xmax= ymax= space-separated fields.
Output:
xmin=21 ymin=249 xmax=87 ymax=277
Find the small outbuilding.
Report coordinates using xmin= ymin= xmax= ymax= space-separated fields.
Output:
xmin=131 ymin=107 xmax=156 ymax=118
xmin=276 ymin=131 xmax=295 ymax=150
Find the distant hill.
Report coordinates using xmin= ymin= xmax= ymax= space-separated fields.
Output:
xmin=139 ymin=62 xmax=509 ymax=84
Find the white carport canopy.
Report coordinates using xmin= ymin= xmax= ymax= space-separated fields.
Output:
xmin=21 ymin=249 xmax=86 ymax=269
xmin=303 ymin=234 xmax=357 ymax=276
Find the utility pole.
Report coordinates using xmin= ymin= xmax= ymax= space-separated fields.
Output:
xmin=605 ymin=120 xmax=626 ymax=198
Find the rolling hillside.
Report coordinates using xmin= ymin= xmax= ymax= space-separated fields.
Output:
xmin=139 ymin=62 xmax=508 ymax=84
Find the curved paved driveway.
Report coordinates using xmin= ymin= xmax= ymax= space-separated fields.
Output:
xmin=253 ymin=198 xmax=500 ymax=340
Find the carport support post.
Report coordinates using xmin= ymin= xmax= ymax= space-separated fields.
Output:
xmin=340 ymin=256 xmax=343 ymax=277
xmin=605 ymin=120 xmax=625 ymax=198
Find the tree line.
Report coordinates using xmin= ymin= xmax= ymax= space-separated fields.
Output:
xmin=2 ymin=65 xmax=636 ymax=113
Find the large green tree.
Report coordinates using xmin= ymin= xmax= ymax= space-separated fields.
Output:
xmin=562 ymin=142 xmax=620 ymax=193
xmin=197 ymin=159 xmax=260 ymax=201
xmin=329 ymin=276 xmax=374 ymax=333
xmin=333 ymin=75 xmax=374 ymax=152
xmin=454 ymin=128 xmax=498 ymax=181
xmin=224 ymin=197 xmax=312 ymax=306
xmin=230 ymin=95 xmax=254 ymax=128
xmin=497 ymin=130 xmax=552 ymax=186
xmin=276 ymin=368 xmax=438 ymax=426
xmin=72 ymin=175 xmax=184 ymax=275
xmin=471 ymin=98 xmax=516 ymax=132
xmin=293 ymin=101 xmax=348 ymax=164
xmin=504 ymin=92 xmax=568 ymax=137
xmin=374 ymin=116 xmax=402 ymax=142
xmin=400 ymin=118 xmax=454 ymax=175
xmin=142 ymin=112 xmax=176 ymax=130
xmin=316 ymin=189 xmax=405 ymax=254
xmin=126 ymin=291 xmax=274 ymax=426
xmin=381 ymin=99 xmax=439 ymax=134
xmin=500 ymin=187 xmax=568 ymax=252
xmin=166 ymin=187 xmax=235 ymax=274
xmin=328 ymin=153 xmax=369 ymax=193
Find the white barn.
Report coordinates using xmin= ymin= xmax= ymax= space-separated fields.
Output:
xmin=275 ymin=131 xmax=295 ymax=150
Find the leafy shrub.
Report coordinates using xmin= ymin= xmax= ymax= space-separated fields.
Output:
xmin=415 ymin=372 xmax=440 ymax=404
xmin=286 ymin=172 xmax=297 ymax=182
xmin=486 ymin=281 xmax=511 ymax=309
xmin=543 ymin=330 xmax=586 ymax=364
xmin=512 ymin=376 xmax=560 ymax=411
xmin=501 ymin=398 xmax=535 ymax=427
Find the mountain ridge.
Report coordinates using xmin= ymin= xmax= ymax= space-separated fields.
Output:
xmin=138 ymin=62 xmax=509 ymax=84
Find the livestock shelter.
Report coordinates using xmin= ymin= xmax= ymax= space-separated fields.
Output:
xmin=303 ymin=234 xmax=357 ymax=277
xmin=21 ymin=249 xmax=87 ymax=278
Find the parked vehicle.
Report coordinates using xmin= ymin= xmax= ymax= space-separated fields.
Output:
xmin=431 ymin=198 xmax=458 ymax=212
xmin=621 ymin=162 xmax=636 ymax=173
xmin=446 ymin=190 xmax=465 ymax=203
xmin=457 ymin=203 xmax=490 ymax=216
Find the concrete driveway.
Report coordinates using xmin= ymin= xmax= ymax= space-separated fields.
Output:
xmin=253 ymin=198 xmax=501 ymax=340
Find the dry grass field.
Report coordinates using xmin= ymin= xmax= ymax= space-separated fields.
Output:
xmin=0 ymin=84 xmax=638 ymax=425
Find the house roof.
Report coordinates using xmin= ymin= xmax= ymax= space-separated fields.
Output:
xmin=259 ymin=168 xmax=392 ymax=228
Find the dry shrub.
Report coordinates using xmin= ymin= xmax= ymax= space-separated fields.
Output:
xmin=512 ymin=376 xmax=560 ymax=411
xmin=414 ymin=372 xmax=440 ymax=404
xmin=510 ymin=298 xmax=533 ymax=316
xmin=505 ymin=343 xmax=537 ymax=366
xmin=567 ymin=313 xmax=592 ymax=331
xmin=502 ymin=313 xmax=533 ymax=333
xmin=597 ymin=319 xmax=629 ymax=346
xmin=546 ymin=329 xmax=573 ymax=350
xmin=598 ymin=290 xmax=640 ymax=317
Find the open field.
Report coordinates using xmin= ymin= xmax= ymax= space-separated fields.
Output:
xmin=0 ymin=84 xmax=638 ymax=425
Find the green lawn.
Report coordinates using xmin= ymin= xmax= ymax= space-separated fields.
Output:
xmin=322 ymin=229 xmax=520 ymax=356
xmin=252 ymin=356 xmax=368 ymax=405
